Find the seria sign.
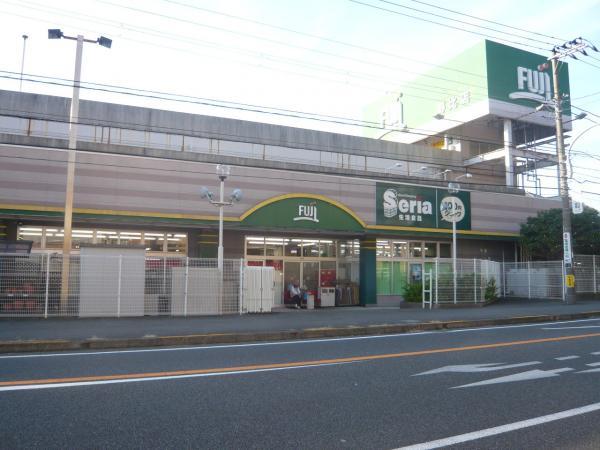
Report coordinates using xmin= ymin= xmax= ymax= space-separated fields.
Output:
xmin=377 ymin=184 xmax=471 ymax=230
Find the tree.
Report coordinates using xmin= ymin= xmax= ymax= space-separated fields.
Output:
xmin=520 ymin=207 xmax=600 ymax=261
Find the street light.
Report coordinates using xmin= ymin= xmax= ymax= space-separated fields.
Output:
xmin=455 ymin=173 xmax=473 ymax=182
xmin=200 ymin=164 xmax=242 ymax=271
xmin=19 ymin=34 xmax=28 ymax=91
xmin=49 ymin=29 xmax=112 ymax=311
xmin=385 ymin=162 xmax=403 ymax=174
xmin=421 ymin=166 xmax=452 ymax=180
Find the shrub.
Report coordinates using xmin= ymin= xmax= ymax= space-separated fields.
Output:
xmin=402 ymin=282 xmax=423 ymax=303
xmin=484 ymin=277 xmax=498 ymax=302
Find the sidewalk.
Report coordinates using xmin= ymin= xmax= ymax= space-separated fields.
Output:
xmin=1 ymin=298 xmax=600 ymax=353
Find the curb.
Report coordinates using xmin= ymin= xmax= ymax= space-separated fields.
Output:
xmin=2 ymin=311 xmax=600 ymax=354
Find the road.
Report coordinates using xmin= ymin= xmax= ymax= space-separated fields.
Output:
xmin=2 ymin=318 xmax=600 ymax=449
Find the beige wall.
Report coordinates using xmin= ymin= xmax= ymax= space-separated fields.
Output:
xmin=0 ymin=144 xmax=558 ymax=235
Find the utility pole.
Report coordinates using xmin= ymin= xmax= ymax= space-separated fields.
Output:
xmin=542 ymin=37 xmax=598 ymax=304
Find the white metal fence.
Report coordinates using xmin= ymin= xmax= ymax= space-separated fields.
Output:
xmin=0 ymin=254 xmax=273 ymax=318
xmin=423 ymin=258 xmax=502 ymax=305
xmin=574 ymin=255 xmax=599 ymax=294
xmin=502 ymin=261 xmax=565 ymax=300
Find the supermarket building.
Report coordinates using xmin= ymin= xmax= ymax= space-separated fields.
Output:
xmin=0 ymin=41 xmax=569 ymax=307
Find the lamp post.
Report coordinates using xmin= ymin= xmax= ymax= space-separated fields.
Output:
xmin=19 ymin=34 xmax=28 ymax=91
xmin=48 ymin=29 xmax=112 ymax=311
xmin=200 ymin=165 xmax=242 ymax=271
xmin=443 ymin=182 xmax=466 ymax=304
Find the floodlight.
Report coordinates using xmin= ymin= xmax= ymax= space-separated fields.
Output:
xmin=199 ymin=186 xmax=213 ymax=200
xmin=230 ymin=189 xmax=243 ymax=202
xmin=48 ymin=29 xmax=63 ymax=39
xmin=98 ymin=36 xmax=112 ymax=48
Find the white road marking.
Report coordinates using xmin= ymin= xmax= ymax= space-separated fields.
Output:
xmin=0 ymin=361 xmax=352 ymax=392
xmin=395 ymin=401 xmax=600 ymax=450
xmin=453 ymin=368 xmax=574 ymax=389
xmin=578 ymin=362 xmax=600 ymax=373
xmin=592 ymin=352 xmax=600 ymax=355
xmin=415 ymin=362 xmax=540 ymax=376
xmin=2 ymin=317 xmax=599 ymax=360
xmin=555 ymin=355 xmax=580 ymax=360
xmin=542 ymin=325 xmax=600 ymax=330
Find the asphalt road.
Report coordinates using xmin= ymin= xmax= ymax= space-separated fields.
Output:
xmin=2 ymin=318 xmax=600 ymax=449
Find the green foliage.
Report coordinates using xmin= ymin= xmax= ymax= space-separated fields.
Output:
xmin=484 ymin=277 xmax=498 ymax=302
xmin=520 ymin=207 xmax=600 ymax=260
xmin=402 ymin=282 xmax=423 ymax=303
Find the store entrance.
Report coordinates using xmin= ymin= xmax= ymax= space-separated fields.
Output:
xmin=245 ymin=236 xmax=359 ymax=307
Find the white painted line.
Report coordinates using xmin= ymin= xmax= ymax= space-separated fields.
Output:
xmin=395 ymin=401 xmax=600 ymax=450
xmin=0 ymin=361 xmax=352 ymax=392
xmin=542 ymin=325 xmax=600 ymax=330
xmin=415 ymin=362 xmax=540 ymax=376
xmin=555 ymin=356 xmax=580 ymax=361
xmin=586 ymin=362 xmax=600 ymax=367
xmin=592 ymin=352 xmax=600 ymax=355
xmin=453 ymin=368 xmax=574 ymax=389
xmin=2 ymin=317 xmax=599 ymax=360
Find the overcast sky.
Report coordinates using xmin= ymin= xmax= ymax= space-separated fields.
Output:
xmin=1 ymin=0 xmax=599 ymax=208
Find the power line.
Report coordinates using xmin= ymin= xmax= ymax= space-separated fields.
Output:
xmin=401 ymin=0 xmax=565 ymax=42
xmin=159 ymin=0 xmax=488 ymax=80
xmin=375 ymin=0 xmax=558 ymax=46
xmin=1 ymin=3 xmax=479 ymax=99
xmin=349 ymin=0 xmax=549 ymax=52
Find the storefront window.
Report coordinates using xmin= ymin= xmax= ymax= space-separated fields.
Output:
xmin=71 ymin=229 xmax=94 ymax=249
xmin=409 ymin=242 xmax=423 ymax=258
xmin=119 ymin=231 xmax=142 ymax=247
xmin=167 ymin=233 xmax=187 ymax=253
xmin=17 ymin=227 xmax=42 ymax=249
xmin=96 ymin=230 xmax=118 ymax=246
xmin=265 ymin=238 xmax=284 ymax=257
xmin=392 ymin=241 xmax=408 ymax=258
xmin=246 ymin=237 xmax=265 ymax=256
xmin=376 ymin=240 xmax=391 ymax=257
xmin=144 ymin=232 xmax=165 ymax=252
xmin=285 ymin=239 xmax=302 ymax=257
xmin=246 ymin=260 xmax=263 ymax=266
xmin=376 ymin=260 xmax=392 ymax=295
xmin=320 ymin=261 xmax=336 ymax=287
xmin=44 ymin=228 xmax=63 ymax=249
xmin=424 ymin=242 xmax=437 ymax=258
xmin=319 ymin=240 xmax=336 ymax=258
xmin=440 ymin=243 xmax=451 ymax=258
xmin=302 ymin=240 xmax=320 ymax=258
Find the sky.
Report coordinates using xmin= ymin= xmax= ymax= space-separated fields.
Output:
xmin=1 ymin=0 xmax=599 ymax=209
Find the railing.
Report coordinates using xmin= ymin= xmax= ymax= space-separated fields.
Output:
xmin=0 ymin=254 xmax=246 ymax=317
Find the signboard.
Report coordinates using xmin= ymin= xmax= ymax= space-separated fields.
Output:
xmin=563 ymin=232 xmax=572 ymax=264
xmin=440 ymin=196 xmax=466 ymax=223
xmin=376 ymin=184 xmax=471 ymax=230
xmin=242 ymin=196 xmax=363 ymax=232
xmin=486 ymin=40 xmax=571 ymax=116
xmin=565 ymin=274 xmax=575 ymax=288
xmin=572 ymin=201 xmax=583 ymax=214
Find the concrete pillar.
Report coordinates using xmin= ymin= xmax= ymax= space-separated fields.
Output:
xmin=359 ymin=238 xmax=377 ymax=306
xmin=504 ymin=119 xmax=514 ymax=187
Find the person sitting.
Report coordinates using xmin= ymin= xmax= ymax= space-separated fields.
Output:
xmin=288 ymin=279 xmax=302 ymax=309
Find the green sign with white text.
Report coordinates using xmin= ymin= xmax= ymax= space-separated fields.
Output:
xmin=376 ymin=183 xmax=471 ymax=230
xmin=242 ymin=197 xmax=364 ymax=232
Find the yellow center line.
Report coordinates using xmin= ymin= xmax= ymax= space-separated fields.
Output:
xmin=3 ymin=332 xmax=600 ymax=387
